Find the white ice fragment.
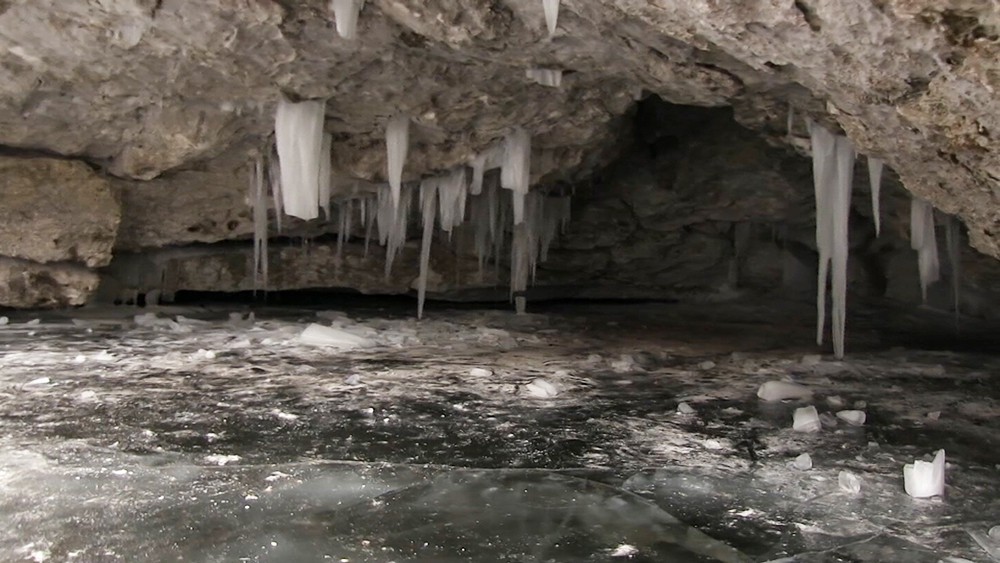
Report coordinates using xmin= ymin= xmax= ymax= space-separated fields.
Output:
xmin=270 ymin=409 xmax=300 ymax=421
xmin=26 ymin=318 xmax=40 ymax=326
xmin=0 ymin=316 xmax=8 ymax=326
xmin=542 ymin=0 xmax=560 ymax=35
xmin=469 ymin=367 xmax=493 ymax=377
xmin=524 ymin=378 xmax=558 ymax=398
xmin=927 ymin=411 xmax=942 ymax=421
xmin=703 ymin=439 xmax=724 ymax=450
xmin=757 ymin=380 xmax=813 ymax=402
xmin=793 ymin=406 xmax=821 ymax=432
xmin=386 ymin=115 xmax=410 ymax=210
xmin=910 ymin=198 xmax=940 ymax=302
xmin=838 ymin=470 xmax=861 ymax=494
xmin=78 ymin=390 xmax=97 ymax=401
xmin=331 ymin=0 xmax=363 ymax=40
xmin=299 ymin=323 xmax=373 ymax=349
xmin=73 ymin=355 xmax=86 ymax=364
xmin=793 ymin=453 xmax=813 ymax=470
xmin=868 ymin=157 xmax=884 ymax=236
xmin=826 ymin=395 xmax=845 ymax=408
xmin=25 ymin=377 xmax=50 ymax=386
xmin=525 ymin=68 xmax=562 ymax=88
xmin=835 ymin=410 xmax=866 ymax=426
xmin=677 ymin=402 xmax=695 ymax=415
xmin=205 ymin=454 xmax=241 ymax=466
xmin=609 ymin=544 xmax=638 ymax=558
xmin=345 ymin=373 xmax=362 ymax=385
xmin=697 ymin=360 xmax=716 ymax=370
xmin=275 ymin=97 xmax=326 ymax=220
xmin=903 ymin=449 xmax=946 ymax=498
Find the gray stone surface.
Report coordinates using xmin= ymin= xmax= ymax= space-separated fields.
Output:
xmin=0 ymin=257 xmax=99 ymax=308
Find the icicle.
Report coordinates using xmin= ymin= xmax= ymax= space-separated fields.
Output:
xmin=384 ymin=184 xmax=413 ymax=279
xmin=525 ymin=68 xmax=562 ymax=88
xmin=267 ymin=147 xmax=284 ymax=233
xmin=249 ymin=155 xmax=268 ymax=294
xmin=510 ymin=222 xmax=530 ymax=314
xmin=386 ymin=115 xmax=410 ymax=210
xmin=363 ymin=195 xmax=376 ymax=258
xmin=336 ymin=202 xmax=347 ymax=262
xmin=318 ymin=133 xmax=333 ymax=219
xmin=331 ymin=0 xmax=363 ymax=40
xmin=910 ymin=198 xmax=940 ymax=302
xmin=275 ymin=98 xmax=326 ymax=220
xmin=945 ymin=215 xmax=961 ymax=325
xmin=417 ymin=179 xmax=438 ymax=319
xmin=542 ymin=0 xmax=560 ymax=36
xmin=437 ymin=167 xmax=467 ymax=233
xmin=808 ymin=120 xmax=854 ymax=359
xmin=868 ymin=157 xmax=884 ymax=237
xmin=501 ymin=128 xmax=531 ymax=224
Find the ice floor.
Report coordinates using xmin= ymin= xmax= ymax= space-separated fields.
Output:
xmin=0 ymin=298 xmax=998 ymax=562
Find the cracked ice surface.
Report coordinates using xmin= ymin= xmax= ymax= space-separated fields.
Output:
xmin=0 ymin=300 xmax=997 ymax=561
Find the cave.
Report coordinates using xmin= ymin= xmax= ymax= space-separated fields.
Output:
xmin=0 ymin=2 xmax=999 ymax=562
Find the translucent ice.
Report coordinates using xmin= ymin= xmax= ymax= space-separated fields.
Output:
xmin=676 ymin=402 xmax=695 ymax=415
xmin=524 ymin=378 xmax=558 ymax=398
xmin=275 ymin=98 xmax=326 ymax=220
xmin=501 ymin=128 xmax=531 ymax=224
xmin=299 ymin=323 xmax=373 ymax=349
xmin=838 ymin=470 xmax=861 ymax=494
xmin=835 ymin=410 xmax=866 ymax=426
xmin=903 ymin=449 xmax=945 ymax=498
xmin=793 ymin=406 xmax=821 ymax=432
xmin=793 ymin=453 xmax=813 ymax=470
xmin=757 ymin=380 xmax=813 ymax=402
xmin=868 ymin=157 xmax=883 ymax=236
xmin=385 ymin=115 xmax=410 ymax=209
xmin=542 ymin=0 xmax=560 ymax=35
xmin=910 ymin=198 xmax=940 ymax=302
xmin=331 ymin=0 xmax=363 ymax=39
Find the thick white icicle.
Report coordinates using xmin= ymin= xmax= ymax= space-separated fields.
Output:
xmin=808 ymin=120 xmax=836 ymax=349
xmin=868 ymin=157 xmax=884 ymax=236
xmin=525 ymin=68 xmax=562 ymax=88
xmin=386 ymin=115 xmax=410 ymax=210
xmin=542 ymin=0 xmax=560 ymax=36
xmin=318 ymin=133 xmax=333 ymax=219
xmin=910 ymin=198 xmax=940 ymax=302
xmin=417 ymin=179 xmax=438 ymax=319
xmin=275 ymin=98 xmax=326 ymax=220
xmin=331 ymin=0 xmax=363 ymax=40
xmin=501 ymin=128 xmax=531 ymax=224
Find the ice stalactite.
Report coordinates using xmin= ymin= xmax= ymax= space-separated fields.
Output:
xmin=318 ymin=133 xmax=333 ymax=219
xmin=267 ymin=148 xmax=283 ymax=233
xmin=437 ymin=168 xmax=467 ymax=234
xmin=808 ymin=120 xmax=854 ymax=359
xmin=867 ymin=157 xmax=884 ymax=236
xmin=910 ymin=198 xmax=940 ymax=302
xmin=525 ymin=68 xmax=562 ymax=88
xmin=380 ymin=183 xmax=413 ymax=279
xmin=417 ymin=178 xmax=438 ymax=319
xmin=542 ymin=0 xmax=560 ymax=35
xmin=331 ymin=0 xmax=363 ymax=40
xmin=363 ymin=195 xmax=376 ymax=258
xmin=470 ymin=145 xmax=502 ymax=196
xmin=501 ymin=128 xmax=531 ymax=225
xmin=336 ymin=199 xmax=354 ymax=262
xmin=386 ymin=115 xmax=410 ymax=210
xmin=945 ymin=215 xmax=962 ymax=325
xmin=275 ymin=97 xmax=326 ymax=220
xmin=249 ymin=154 xmax=268 ymax=294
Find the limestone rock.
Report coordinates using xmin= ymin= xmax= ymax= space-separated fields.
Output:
xmin=0 ymin=257 xmax=99 ymax=308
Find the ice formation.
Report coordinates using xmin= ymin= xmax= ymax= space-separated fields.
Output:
xmin=417 ymin=177 xmax=438 ymax=319
xmin=525 ymin=68 xmax=562 ymax=88
xmin=867 ymin=157 xmax=884 ymax=236
xmin=838 ymin=470 xmax=861 ymax=494
xmin=808 ymin=120 xmax=854 ymax=359
xmin=299 ymin=323 xmax=373 ymax=349
xmin=542 ymin=0 xmax=560 ymax=35
xmin=249 ymin=154 xmax=268 ymax=293
xmin=386 ymin=115 xmax=410 ymax=210
xmin=903 ymin=449 xmax=946 ymax=498
xmin=318 ymin=133 xmax=333 ymax=219
xmin=501 ymin=128 xmax=531 ymax=224
xmin=757 ymin=380 xmax=812 ymax=402
xmin=793 ymin=453 xmax=813 ymax=470
xmin=331 ymin=0 xmax=363 ymax=40
xmin=275 ymin=98 xmax=326 ymax=220
xmin=835 ymin=410 xmax=866 ymax=426
xmin=910 ymin=198 xmax=940 ymax=302
xmin=792 ymin=406 xmax=821 ymax=432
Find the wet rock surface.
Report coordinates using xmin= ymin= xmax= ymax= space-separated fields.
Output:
xmin=0 ymin=299 xmax=997 ymax=561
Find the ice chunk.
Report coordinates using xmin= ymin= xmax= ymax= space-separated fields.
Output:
xmin=757 ymin=380 xmax=812 ymax=402
xmin=826 ymin=395 xmax=845 ymax=408
xmin=676 ymin=402 xmax=695 ymax=415
xmin=25 ymin=377 xmax=50 ymax=386
xmin=793 ymin=453 xmax=813 ymax=470
xmin=610 ymin=544 xmax=638 ymax=558
xmin=524 ymin=378 xmax=558 ymax=398
xmin=386 ymin=115 xmax=410 ymax=210
xmin=299 ymin=323 xmax=373 ymax=349
xmin=835 ymin=410 xmax=866 ymax=426
xmin=868 ymin=157 xmax=883 ymax=236
xmin=331 ymin=0 xmax=363 ymax=39
xmin=910 ymin=198 xmax=940 ymax=302
xmin=525 ymin=68 xmax=562 ymax=88
xmin=838 ymin=470 xmax=861 ymax=494
xmin=542 ymin=0 xmax=560 ymax=35
xmin=903 ymin=449 xmax=946 ymax=498
xmin=698 ymin=360 xmax=716 ymax=370
xmin=205 ymin=454 xmax=241 ymax=466
xmin=26 ymin=318 xmax=40 ymax=326
xmin=275 ymin=97 xmax=326 ymax=220
xmin=469 ymin=367 xmax=493 ymax=377
xmin=793 ymin=406 xmax=821 ymax=432
xmin=0 ymin=316 xmax=8 ymax=326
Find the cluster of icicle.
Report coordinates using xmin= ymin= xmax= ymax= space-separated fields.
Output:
xmin=805 ymin=117 xmax=964 ymax=358
xmin=249 ymin=99 xmax=572 ymax=318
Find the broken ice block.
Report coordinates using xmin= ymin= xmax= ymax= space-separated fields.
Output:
xmin=793 ymin=406 xmax=821 ymax=432
xmin=793 ymin=453 xmax=813 ymax=470
xmin=757 ymin=381 xmax=813 ymax=402
xmin=839 ymin=470 xmax=861 ymax=494
xmin=677 ymin=402 xmax=695 ymax=415
xmin=524 ymin=378 xmax=558 ymax=398
xmin=835 ymin=410 xmax=866 ymax=426
xmin=903 ymin=449 xmax=946 ymax=498
xmin=299 ymin=324 xmax=373 ymax=349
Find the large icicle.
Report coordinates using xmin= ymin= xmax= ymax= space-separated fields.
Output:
xmin=437 ymin=168 xmax=467 ymax=233
xmin=275 ymin=98 xmax=326 ymax=220
xmin=417 ymin=179 xmax=438 ymax=319
xmin=910 ymin=198 xmax=940 ymax=302
xmin=525 ymin=68 xmax=562 ymax=88
xmin=542 ymin=0 xmax=560 ymax=36
xmin=331 ymin=0 xmax=363 ymax=40
xmin=386 ymin=115 xmax=410 ymax=210
xmin=267 ymin=147 xmax=283 ymax=232
xmin=868 ymin=157 xmax=884 ymax=236
xmin=501 ymin=128 xmax=531 ymax=224
xmin=808 ymin=120 xmax=854 ymax=359
xmin=249 ymin=155 xmax=268 ymax=294
xmin=382 ymin=184 xmax=413 ymax=279
xmin=318 ymin=133 xmax=333 ymax=219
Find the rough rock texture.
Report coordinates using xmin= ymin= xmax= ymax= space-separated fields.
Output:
xmin=0 ymin=257 xmax=99 ymax=308
xmin=0 ymin=157 xmax=118 ymax=267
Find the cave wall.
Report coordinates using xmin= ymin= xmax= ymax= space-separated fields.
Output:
xmin=0 ymin=1 xmax=997 ymax=312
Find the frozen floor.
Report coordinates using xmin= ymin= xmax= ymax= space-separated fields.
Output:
xmin=0 ymin=299 xmax=998 ymax=562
